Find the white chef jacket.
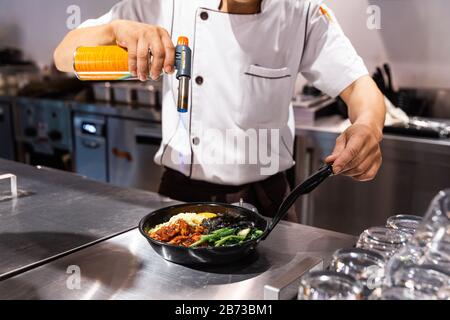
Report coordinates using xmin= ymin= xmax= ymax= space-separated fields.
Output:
xmin=79 ymin=0 xmax=368 ymax=185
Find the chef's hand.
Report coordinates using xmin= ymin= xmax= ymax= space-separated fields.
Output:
xmin=111 ymin=20 xmax=175 ymax=81
xmin=325 ymin=123 xmax=382 ymax=181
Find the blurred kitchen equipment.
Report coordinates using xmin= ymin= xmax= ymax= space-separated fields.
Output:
xmin=231 ymin=198 xmax=259 ymax=213
xmin=0 ymin=48 xmax=24 ymax=65
xmin=384 ymin=119 xmax=450 ymax=139
xmin=395 ymin=89 xmax=429 ymax=117
xmin=135 ymin=82 xmax=161 ymax=107
xmin=92 ymin=82 xmax=113 ymax=102
xmin=110 ymin=82 xmax=136 ymax=105
xmin=14 ymin=98 xmax=73 ymax=171
xmin=91 ymin=81 xmax=161 ymax=106
xmin=10 ymin=78 xmax=88 ymax=172
xmin=16 ymin=78 xmax=87 ymax=100
xmin=373 ymin=63 xmax=396 ymax=105
xmin=373 ymin=70 xmax=450 ymax=139
xmin=0 ymin=97 xmax=15 ymax=160
xmin=338 ymin=63 xmax=402 ymax=121
xmin=108 ymin=118 xmax=164 ymax=192
xmin=73 ymin=113 xmax=108 ymax=183
xmin=0 ymin=48 xmax=40 ymax=95
xmin=383 ymin=63 xmax=394 ymax=94
xmin=292 ymin=84 xmax=337 ymax=125
xmin=301 ymin=84 xmax=322 ymax=97
xmin=428 ymin=89 xmax=450 ymax=119
xmin=372 ymin=63 xmax=430 ymax=117
xmin=338 ymin=63 xmax=447 ymax=139
xmin=374 ymin=67 xmax=387 ymax=96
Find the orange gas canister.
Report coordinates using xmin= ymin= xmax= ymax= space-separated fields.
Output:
xmin=73 ymin=46 xmax=136 ymax=81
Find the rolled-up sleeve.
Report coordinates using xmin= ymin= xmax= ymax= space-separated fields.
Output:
xmin=299 ymin=1 xmax=369 ymax=98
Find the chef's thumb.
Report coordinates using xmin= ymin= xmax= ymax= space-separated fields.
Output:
xmin=325 ymin=153 xmax=338 ymax=163
xmin=325 ymin=134 xmax=346 ymax=166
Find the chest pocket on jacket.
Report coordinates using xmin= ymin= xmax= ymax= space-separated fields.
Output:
xmin=237 ymin=64 xmax=293 ymax=129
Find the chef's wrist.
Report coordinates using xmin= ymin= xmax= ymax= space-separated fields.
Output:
xmin=352 ymin=118 xmax=384 ymax=142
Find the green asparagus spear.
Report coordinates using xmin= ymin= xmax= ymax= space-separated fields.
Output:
xmin=214 ymin=235 xmax=246 ymax=247
xmin=250 ymin=229 xmax=264 ymax=240
xmin=190 ymin=228 xmax=236 ymax=247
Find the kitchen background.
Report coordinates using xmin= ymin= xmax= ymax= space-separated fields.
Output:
xmin=1 ymin=0 xmax=450 ymax=89
xmin=1 ymin=0 xmax=449 ymax=235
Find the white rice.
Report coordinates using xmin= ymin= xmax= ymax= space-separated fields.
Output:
xmin=150 ymin=212 xmax=206 ymax=233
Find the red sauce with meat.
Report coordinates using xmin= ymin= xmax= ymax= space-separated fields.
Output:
xmin=149 ymin=220 xmax=205 ymax=247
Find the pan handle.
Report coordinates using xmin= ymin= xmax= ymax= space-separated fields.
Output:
xmin=261 ymin=163 xmax=334 ymax=240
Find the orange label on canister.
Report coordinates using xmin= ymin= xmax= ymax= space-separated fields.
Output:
xmin=74 ymin=46 xmax=133 ymax=81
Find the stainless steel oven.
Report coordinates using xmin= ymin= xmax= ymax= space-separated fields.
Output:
xmin=73 ymin=113 xmax=107 ymax=183
xmin=14 ymin=98 xmax=73 ymax=170
xmin=107 ymin=117 xmax=163 ymax=192
xmin=0 ymin=97 xmax=15 ymax=160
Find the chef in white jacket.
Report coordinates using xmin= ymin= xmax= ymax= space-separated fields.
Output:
xmin=55 ymin=0 xmax=385 ymax=218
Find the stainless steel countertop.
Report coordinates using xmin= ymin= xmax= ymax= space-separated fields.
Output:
xmin=0 ymin=224 xmax=356 ymax=300
xmin=296 ymin=115 xmax=450 ymax=147
xmin=0 ymin=159 xmax=177 ymax=280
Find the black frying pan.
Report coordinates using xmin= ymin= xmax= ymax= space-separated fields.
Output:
xmin=138 ymin=164 xmax=334 ymax=265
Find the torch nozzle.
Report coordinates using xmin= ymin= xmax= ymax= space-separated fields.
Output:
xmin=177 ymin=76 xmax=189 ymax=113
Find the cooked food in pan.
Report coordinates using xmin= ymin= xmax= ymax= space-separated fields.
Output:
xmin=146 ymin=212 xmax=264 ymax=248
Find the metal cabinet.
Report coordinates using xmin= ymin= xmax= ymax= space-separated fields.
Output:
xmin=0 ymin=98 xmax=14 ymax=160
xmin=295 ymin=130 xmax=450 ymax=235
xmin=73 ymin=113 xmax=108 ymax=183
xmin=107 ymin=117 xmax=164 ymax=192
xmin=14 ymin=98 xmax=72 ymax=152
xmin=13 ymin=98 xmax=73 ymax=170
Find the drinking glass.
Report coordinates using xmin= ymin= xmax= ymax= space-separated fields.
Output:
xmin=437 ymin=287 xmax=450 ymax=300
xmin=410 ymin=190 xmax=450 ymax=270
xmin=298 ymin=271 xmax=364 ymax=300
xmin=369 ymin=287 xmax=436 ymax=300
xmin=330 ymin=248 xmax=385 ymax=295
xmin=423 ymin=225 xmax=450 ymax=271
xmin=386 ymin=214 xmax=423 ymax=235
xmin=385 ymin=244 xmax=425 ymax=279
xmin=389 ymin=264 xmax=450 ymax=297
xmin=356 ymin=226 xmax=410 ymax=258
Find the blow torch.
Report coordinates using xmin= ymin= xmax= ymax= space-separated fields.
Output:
xmin=174 ymin=36 xmax=192 ymax=113
xmin=73 ymin=36 xmax=192 ymax=113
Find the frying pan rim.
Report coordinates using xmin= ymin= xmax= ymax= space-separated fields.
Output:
xmin=138 ymin=202 xmax=269 ymax=251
